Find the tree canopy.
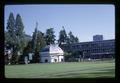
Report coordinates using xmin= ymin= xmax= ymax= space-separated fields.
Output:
xmin=58 ymin=26 xmax=68 ymax=46
xmin=58 ymin=27 xmax=79 ymax=45
xmin=68 ymin=31 xmax=79 ymax=44
xmin=5 ymin=13 xmax=26 ymax=64
xmin=45 ymin=28 xmax=56 ymax=45
xmin=6 ymin=12 xmax=16 ymax=46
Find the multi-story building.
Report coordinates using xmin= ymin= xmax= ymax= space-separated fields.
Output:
xmin=93 ymin=35 xmax=103 ymax=41
xmin=60 ymin=37 xmax=115 ymax=59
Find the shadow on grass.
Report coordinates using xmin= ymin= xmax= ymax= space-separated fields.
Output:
xmin=48 ymin=69 xmax=115 ymax=78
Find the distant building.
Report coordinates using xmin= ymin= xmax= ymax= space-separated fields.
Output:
xmin=93 ymin=35 xmax=103 ymax=41
xmin=61 ymin=36 xmax=114 ymax=60
xmin=40 ymin=44 xmax=64 ymax=63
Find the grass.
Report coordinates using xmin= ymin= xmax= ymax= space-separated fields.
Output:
xmin=5 ymin=59 xmax=115 ymax=78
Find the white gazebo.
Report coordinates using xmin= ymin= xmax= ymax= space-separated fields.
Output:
xmin=39 ymin=44 xmax=64 ymax=63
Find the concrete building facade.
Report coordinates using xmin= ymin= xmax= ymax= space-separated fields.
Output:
xmin=61 ymin=39 xmax=115 ymax=59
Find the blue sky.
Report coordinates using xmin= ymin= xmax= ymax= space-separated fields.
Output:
xmin=4 ymin=4 xmax=115 ymax=42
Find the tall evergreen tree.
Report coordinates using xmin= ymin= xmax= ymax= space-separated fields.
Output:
xmin=31 ymin=22 xmax=38 ymax=52
xmin=68 ymin=31 xmax=75 ymax=44
xmin=36 ymin=31 xmax=46 ymax=52
xmin=6 ymin=13 xmax=26 ymax=64
xmin=68 ymin=31 xmax=79 ymax=44
xmin=74 ymin=36 xmax=79 ymax=43
xmin=15 ymin=14 xmax=26 ymax=53
xmin=45 ymin=28 xmax=56 ymax=45
xmin=14 ymin=14 xmax=26 ymax=63
xmin=6 ymin=12 xmax=17 ymax=64
xmin=33 ymin=31 xmax=46 ymax=63
xmin=31 ymin=23 xmax=46 ymax=63
xmin=58 ymin=26 xmax=68 ymax=46
xmin=6 ymin=12 xmax=16 ymax=46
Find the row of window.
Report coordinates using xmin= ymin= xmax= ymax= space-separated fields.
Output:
xmin=62 ymin=45 xmax=113 ymax=49
xmin=61 ymin=40 xmax=115 ymax=52
xmin=83 ymin=48 xmax=114 ymax=53
xmin=71 ymin=44 xmax=114 ymax=49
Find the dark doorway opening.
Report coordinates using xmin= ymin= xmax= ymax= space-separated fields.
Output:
xmin=54 ymin=59 xmax=57 ymax=62
xmin=45 ymin=59 xmax=48 ymax=63
xmin=61 ymin=59 xmax=63 ymax=62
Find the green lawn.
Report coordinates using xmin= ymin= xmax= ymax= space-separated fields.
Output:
xmin=5 ymin=60 xmax=115 ymax=78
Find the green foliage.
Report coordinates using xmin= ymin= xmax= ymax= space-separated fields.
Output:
xmin=23 ymin=41 xmax=33 ymax=55
xmin=6 ymin=12 xmax=16 ymax=46
xmin=5 ymin=31 xmax=12 ymax=44
xmin=64 ymin=51 xmax=73 ymax=61
xmin=6 ymin=12 xmax=16 ymax=64
xmin=33 ymin=31 xmax=46 ymax=63
xmin=31 ymin=27 xmax=38 ymax=52
xmin=74 ymin=36 xmax=79 ymax=43
xmin=58 ymin=26 xmax=68 ymax=46
xmin=64 ymin=51 xmax=72 ymax=56
xmin=68 ymin=31 xmax=75 ymax=43
xmin=45 ymin=28 xmax=56 ymax=45
xmin=30 ymin=23 xmax=46 ymax=63
xmin=67 ymin=31 xmax=79 ymax=44
xmin=58 ymin=26 xmax=79 ymax=47
xmin=15 ymin=14 xmax=24 ymax=37
xmin=5 ymin=13 xmax=26 ymax=64
xmin=36 ymin=31 xmax=46 ymax=52
xmin=15 ymin=14 xmax=26 ymax=53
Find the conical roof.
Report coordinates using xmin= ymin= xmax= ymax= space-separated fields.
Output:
xmin=40 ymin=44 xmax=64 ymax=55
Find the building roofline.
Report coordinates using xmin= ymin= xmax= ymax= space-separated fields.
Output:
xmin=61 ymin=39 xmax=115 ymax=45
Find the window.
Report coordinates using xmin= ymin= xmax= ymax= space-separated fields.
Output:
xmin=61 ymin=59 xmax=63 ymax=62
